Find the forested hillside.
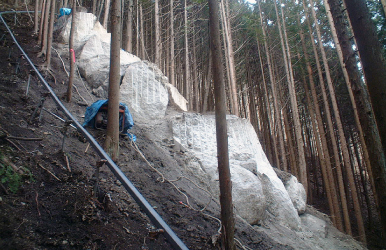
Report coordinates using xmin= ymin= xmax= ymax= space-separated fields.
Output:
xmin=3 ymin=0 xmax=386 ymax=248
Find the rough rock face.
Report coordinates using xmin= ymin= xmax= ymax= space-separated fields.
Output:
xmin=285 ymin=175 xmax=307 ymax=214
xmin=77 ymin=35 xmax=140 ymax=97
xmin=171 ymin=113 xmax=302 ymax=229
xmin=120 ymin=62 xmax=169 ymax=123
xmin=58 ymin=12 xmax=97 ymax=46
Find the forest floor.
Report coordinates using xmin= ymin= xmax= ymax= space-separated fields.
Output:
xmin=0 ymin=7 xmax=293 ymax=250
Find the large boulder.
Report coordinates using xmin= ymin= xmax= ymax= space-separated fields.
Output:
xmin=77 ymin=35 xmax=140 ymax=97
xmin=171 ymin=113 xmax=301 ymax=229
xmin=164 ymin=83 xmax=188 ymax=111
xmin=120 ymin=62 xmax=169 ymax=123
xmin=58 ymin=12 xmax=97 ymax=47
xmin=145 ymin=62 xmax=188 ymax=111
xmin=231 ymin=166 xmax=266 ymax=225
xmin=285 ymin=175 xmax=307 ymax=214
xmin=274 ymin=168 xmax=307 ymax=215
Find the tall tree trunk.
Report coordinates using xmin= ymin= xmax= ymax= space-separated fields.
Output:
xmin=202 ymin=50 xmax=211 ymax=113
xmin=44 ymin=0 xmax=56 ymax=69
xmin=136 ymin=0 xmax=139 ymax=57
xmin=309 ymin=0 xmax=365 ymax=241
xmin=97 ymin=0 xmax=105 ymax=22
xmin=208 ymin=0 xmax=235 ymax=248
xmin=140 ymin=3 xmax=145 ymax=59
xmin=92 ymin=0 xmax=97 ymax=15
xmin=154 ymin=0 xmax=160 ymax=65
xmin=255 ymin=36 xmax=276 ymax=167
xmin=192 ymin=25 xmax=199 ymax=112
xmin=274 ymin=0 xmax=307 ymax=191
xmin=183 ymin=0 xmax=191 ymax=109
xmin=102 ymin=0 xmax=111 ymax=29
xmin=104 ymin=0 xmax=121 ymax=162
xmin=34 ymin=0 xmax=40 ymax=34
xmin=37 ymin=0 xmax=46 ymax=44
xmin=220 ymin=0 xmax=239 ymax=116
xmin=38 ymin=0 xmax=51 ymax=57
xmin=341 ymin=0 xmax=386 ymax=241
xmin=169 ymin=0 xmax=175 ymax=86
xmin=67 ymin=0 xmax=76 ymax=102
xmin=125 ymin=0 xmax=133 ymax=52
xmin=257 ymin=0 xmax=282 ymax=169
xmin=303 ymin=0 xmax=349 ymax=232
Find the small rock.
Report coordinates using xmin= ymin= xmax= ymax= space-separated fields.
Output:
xmin=62 ymin=240 xmax=68 ymax=245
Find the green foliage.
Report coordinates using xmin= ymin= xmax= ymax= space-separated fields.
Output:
xmin=0 ymin=153 xmax=33 ymax=194
xmin=0 ymin=163 xmax=22 ymax=193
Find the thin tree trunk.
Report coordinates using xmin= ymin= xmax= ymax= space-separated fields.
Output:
xmin=136 ymin=0 xmax=139 ymax=57
xmin=104 ymin=0 xmax=121 ymax=162
xmin=256 ymin=36 xmax=277 ymax=168
xmin=220 ymin=0 xmax=239 ymax=116
xmin=169 ymin=0 xmax=175 ymax=86
xmin=183 ymin=0 xmax=191 ymax=109
xmin=208 ymin=0 xmax=235 ymax=248
xmin=102 ymin=0 xmax=110 ymax=29
xmin=97 ymin=0 xmax=105 ymax=22
xmin=192 ymin=25 xmax=199 ymax=112
xmin=92 ymin=0 xmax=96 ymax=15
xmin=257 ymin=0 xmax=282 ymax=169
xmin=34 ymin=0 xmax=40 ymax=34
xmin=309 ymin=0 xmax=365 ymax=241
xmin=303 ymin=0 xmax=349 ymax=232
xmin=202 ymin=50 xmax=211 ymax=113
xmin=140 ymin=3 xmax=145 ymax=59
xmin=274 ymin=0 xmax=307 ymax=190
xmin=154 ymin=0 xmax=161 ymax=66
xmin=38 ymin=0 xmax=51 ymax=57
xmin=44 ymin=0 xmax=56 ymax=69
xmin=37 ymin=0 xmax=46 ymax=44
xmin=67 ymin=0 xmax=76 ymax=102
xmin=125 ymin=0 xmax=133 ymax=52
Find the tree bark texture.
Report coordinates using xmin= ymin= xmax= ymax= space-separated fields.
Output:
xmin=67 ymin=0 xmax=76 ymax=102
xmin=104 ymin=0 xmax=121 ymax=162
xmin=208 ymin=0 xmax=235 ymax=249
xmin=45 ymin=0 xmax=56 ymax=69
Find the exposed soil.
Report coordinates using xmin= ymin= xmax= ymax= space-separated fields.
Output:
xmin=0 ymin=8 xmax=290 ymax=250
